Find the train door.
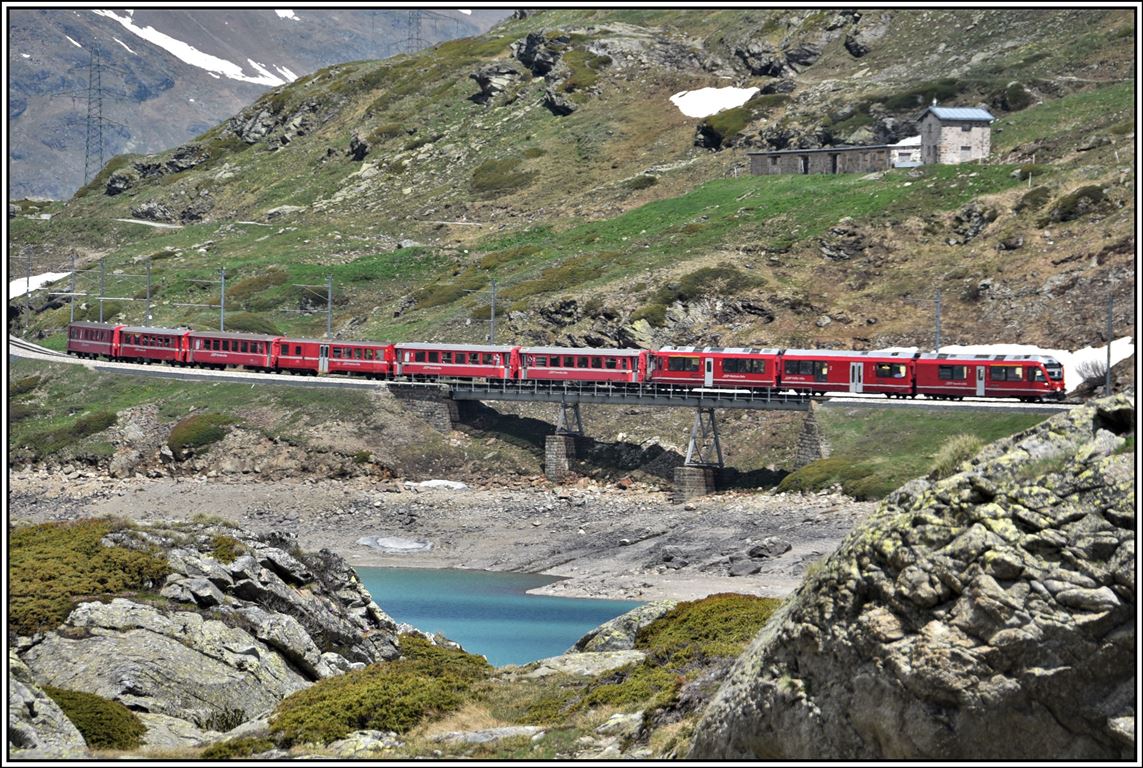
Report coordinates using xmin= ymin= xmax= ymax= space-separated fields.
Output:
xmin=704 ymin=358 xmax=714 ymax=387
xmin=976 ymin=365 xmax=985 ymax=396
xmin=319 ymin=344 xmax=330 ymax=374
xmin=849 ymin=362 xmax=863 ymax=393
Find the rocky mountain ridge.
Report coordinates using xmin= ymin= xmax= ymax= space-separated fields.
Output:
xmin=8 ymin=8 xmax=507 ymax=199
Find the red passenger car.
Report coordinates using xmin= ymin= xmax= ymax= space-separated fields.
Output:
xmin=186 ymin=330 xmax=277 ymax=370
xmin=396 ymin=342 xmax=519 ymax=380
xmin=914 ymin=353 xmax=1065 ymax=401
xmin=274 ymin=338 xmax=395 ymax=378
xmin=779 ymin=349 xmax=918 ymax=397
xmin=66 ymin=321 xmax=122 ymax=359
xmin=116 ymin=326 xmax=190 ymax=364
xmin=649 ymin=347 xmax=781 ymax=389
xmin=519 ymin=347 xmax=647 ymax=383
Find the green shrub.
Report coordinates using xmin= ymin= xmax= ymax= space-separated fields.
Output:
xmin=624 ymin=174 xmax=658 ymax=190
xmin=1001 ymin=82 xmax=1034 ymax=112
xmin=9 ymin=519 xmax=169 ymax=636
xmin=700 ymin=93 xmax=790 ymax=148
xmin=10 ymin=402 xmax=36 ymax=421
xmin=227 ymin=269 xmax=288 ymax=310
xmin=630 ymin=303 xmax=668 ymax=327
xmin=42 ymin=686 xmax=146 ymax=750
xmin=168 ymin=413 xmax=235 ymax=459
xmin=636 ymin=593 xmax=782 ymax=664
xmin=223 ymin=312 xmax=282 ymax=335
xmin=11 ymin=374 xmax=42 ymax=396
xmin=522 ymin=147 xmax=546 ymax=159
xmin=26 ymin=410 xmax=118 ymax=459
xmin=631 ymin=265 xmax=761 ymax=327
xmin=367 ymin=123 xmax=407 ymax=144
xmin=1013 ymin=163 xmax=1049 ymax=181
xmin=211 ymin=534 xmax=246 ymax=564
xmin=1014 ymin=185 xmax=1052 ymax=212
xmin=479 ymin=244 xmax=541 ymax=270
xmin=928 ymin=434 xmax=985 ymax=479
xmin=560 ymin=50 xmax=612 ymax=93
xmin=881 ymin=78 xmax=961 ymax=111
xmin=1044 ymin=185 xmax=1108 ymax=223
xmin=270 ymin=633 xmax=491 ymax=746
xmin=470 ymin=157 xmax=535 ymax=197
xmin=200 ymin=737 xmax=276 ymax=760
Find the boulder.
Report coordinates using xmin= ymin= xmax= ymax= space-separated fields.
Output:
xmin=469 ymin=64 xmax=522 ymax=105
xmin=519 ymin=650 xmax=646 ymax=679
xmin=690 ymin=395 xmax=1136 ymax=759
xmin=542 ymin=88 xmax=578 ymax=116
xmin=570 ymin=600 xmax=678 ymax=652
xmin=734 ymin=43 xmax=786 ymax=77
xmin=8 ymin=652 xmax=87 ymax=759
xmin=512 ymin=31 xmax=568 ymax=76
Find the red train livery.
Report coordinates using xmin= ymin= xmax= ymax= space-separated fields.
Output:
xmin=64 ymin=322 xmax=1067 ymax=401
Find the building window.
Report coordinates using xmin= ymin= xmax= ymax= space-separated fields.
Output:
xmin=961 ymin=124 xmax=972 ymax=132
xmin=770 ymin=156 xmax=778 ymax=166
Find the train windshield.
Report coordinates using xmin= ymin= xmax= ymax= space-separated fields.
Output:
xmin=1044 ymin=361 xmax=1064 ymax=380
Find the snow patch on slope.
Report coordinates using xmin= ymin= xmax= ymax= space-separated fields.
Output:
xmin=92 ymin=9 xmax=289 ymax=86
xmin=112 ymin=36 xmax=137 ymax=54
xmin=10 ymin=272 xmax=72 ymax=299
xmin=670 ymin=86 xmax=759 ymax=118
xmin=275 ymin=10 xmax=299 ymax=21
xmin=66 ymin=35 xmax=83 ymax=48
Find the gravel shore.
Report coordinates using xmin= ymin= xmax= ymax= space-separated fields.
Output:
xmin=9 ymin=469 xmax=877 ymax=602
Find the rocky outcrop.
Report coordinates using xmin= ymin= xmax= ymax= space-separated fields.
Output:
xmin=542 ymin=87 xmax=578 ymax=116
xmin=469 ymin=64 xmax=522 ymax=105
xmin=8 ymin=652 xmax=87 ymax=759
xmin=570 ymin=599 xmax=678 ymax=652
xmin=512 ymin=30 xmax=568 ymax=77
xmin=15 ymin=522 xmax=401 ymax=746
xmin=690 ymin=395 xmax=1135 ymax=760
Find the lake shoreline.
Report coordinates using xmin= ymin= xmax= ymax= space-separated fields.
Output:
xmin=9 ymin=470 xmax=877 ymax=602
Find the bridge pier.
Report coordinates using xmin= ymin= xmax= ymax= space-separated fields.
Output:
xmin=675 ymin=408 xmax=723 ymax=501
xmin=545 ymin=434 xmax=581 ymax=482
xmin=390 ymin=384 xmax=458 ymax=433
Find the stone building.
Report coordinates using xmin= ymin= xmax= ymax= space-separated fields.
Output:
xmin=748 ymin=145 xmax=892 ymax=175
xmin=917 ymin=105 xmax=995 ymax=165
xmin=889 ymin=134 xmax=922 ymax=167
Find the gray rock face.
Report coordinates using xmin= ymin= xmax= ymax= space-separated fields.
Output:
xmin=690 ymin=396 xmax=1136 ymax=760
xmin=8 ymin=652 xmax=87 ymax=759
xmin=469 ymin=64 xmax=522 ymax=105
xmin=15 ymin=522 xmax=401 ymax=745
xmin=570 ymin=600 xmax=678 ymax=652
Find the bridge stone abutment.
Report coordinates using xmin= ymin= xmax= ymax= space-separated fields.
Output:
xmin=673 ymin=466 xmax=717 ymax=501
xmin=545 ymin=434 xmax=582 ymax=482
xmin=794 ymin=401 xmax=831 ymax=467
xmin=389 ymin=385 xmax=458 ymax=433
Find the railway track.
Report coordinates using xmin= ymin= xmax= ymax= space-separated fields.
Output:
xmin=8 ymin=337 xmax=1079 ymax=413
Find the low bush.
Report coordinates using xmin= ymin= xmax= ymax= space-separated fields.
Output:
xmin=270 ymin=633 xmax=491 ymax=746
xmin=928 ymin=434 xmax=985 ymax=479
xmin=42 ymin=686 xmax=146 ymax=750
xmin=1013 ymin=163 xmax=1049 ymax=181
xmin=222 ymin=312 xmax=282 ymax=335
xmin=1043 ymin=185 xmax=1108 ymax=223
xmin=632 ymin=265 xmax=761 ymax=327
xmin=26 ymin=410 xmax=118 ymax=459
xmin=478 ymin=244 xmax=541 ymax=270
xmin=1013 ymin=185 xmax=1051 ymax=213
xmin=227 ymin=269 xmax=288 ymax=310
xmin=470 ymin=157 xmax=534 ymax=197
xmin=200 ymin=737 xmax=276 ymax=760
xmin=9 ymin=519 xmax=169 ymax=636
xmin=11 ymin=374 xmax=42 ymax=396
xmin=168 ymin=413 xmax=235 ymax=459
xmin=624 ymin=174 xmax=658 ymax=191
xmin=211 ymin=534 xmax=246 ymax=564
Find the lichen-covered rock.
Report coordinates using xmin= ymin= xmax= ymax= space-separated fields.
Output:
xmin=570 ymin=599 xmax=678 ymax=652
xmin=8 ymin=651 xmax=87 ymax=759
xmin=15 ymin=522 xmax=401 ymax=746
xmin=691 ymin=395 xmax=1135 ymax=760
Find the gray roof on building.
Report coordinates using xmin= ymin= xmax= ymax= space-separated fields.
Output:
xmin=747 ymin=144 xmax=890 ymax=156
xmin=920 ymin=106 xmax=995 ymax=122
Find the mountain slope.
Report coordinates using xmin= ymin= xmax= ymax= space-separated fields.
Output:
xmin=8 ymin=8 xmax=1135 ymax=354
xmin=8 ymin=8 xmax=508 ymax=199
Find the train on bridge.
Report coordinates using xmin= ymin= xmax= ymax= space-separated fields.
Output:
xmin=65 ymin=321 xmax=1067 ymax=402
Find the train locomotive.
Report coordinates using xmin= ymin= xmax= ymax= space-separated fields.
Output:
xmin=65 ymin=321 xmax=1067 ymax=401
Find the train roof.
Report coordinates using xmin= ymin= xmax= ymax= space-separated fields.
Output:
xmin=396 ymin=342 xmax=516 ymax=353
xmin=658 ymin=346 xmax=782 ymax=355
xmin=781 ymin=348 xmax=916 ymax=359
xmin=278 ymin=337 xmax=392 ymax=345
xmin=68 ymin=321 xmax=119 ymax=328
xmin=917 ymin=352 xmax=1062 ymax=363
xmin=118 ymin=325 xmax=190 ymax=334
xmin=187 ymin=329 xmax=279 ymax=341
xmin=520 ymin=346 xmax=644 ymax=356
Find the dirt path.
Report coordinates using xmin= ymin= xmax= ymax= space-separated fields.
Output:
xmin=8 ymin=470 xmax=877 ymax=602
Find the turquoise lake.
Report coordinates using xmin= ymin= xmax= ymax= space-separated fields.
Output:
xmin=356 ymin=566 xmax=643 ymax=667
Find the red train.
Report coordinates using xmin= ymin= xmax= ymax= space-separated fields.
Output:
xmin=64 ymin=321 xmax=1067 ymax=401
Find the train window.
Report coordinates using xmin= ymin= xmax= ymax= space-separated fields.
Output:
xmin=1028 ymin=367 xmax=1045 ymax=382
xmin=667 ymin=356 xmax=700 ymax=372
xmin=353 ymin=348 xmax=362 ymax=360
xmin=412 ymin=351 xmax=424 ymax=362
xmin=784 ymin=360 xmax=799 ymax=375
xmin=604 ymin=358 xmax=617 ymax=369
xmin=875 ymin=363 xmax=906 ymax=378
xmin=294 ymin=345 xmax=302 ymax=356
xmin=991 ymin=365 xmax=1022 ymax=381
xmin=590 ymin=357 xmax=601 ymax=368
xmin=725 ymin=358 xmax=766 ymax=374
xmin=483 ymin=353 xmax=494 ymax=365
xmin=426 ymin=350 xmax=437 ymax=363
xmin=470 ymin=353 xmax=481 ymax=365
xmin=938 ymin=365 xmax=967 ymax=380
xmin=439 ymin=352 xmax=451 ymax=364
xmin=238 ymin=341 xmax=246 ymax=353
xmin=575 ymin=357 xmax=587 ymax=368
